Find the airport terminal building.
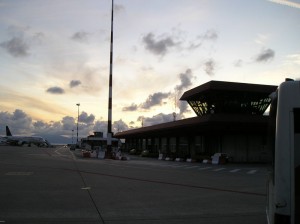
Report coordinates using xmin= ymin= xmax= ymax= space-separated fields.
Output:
xmin=115 ymin=81 xmax=277 ymax=163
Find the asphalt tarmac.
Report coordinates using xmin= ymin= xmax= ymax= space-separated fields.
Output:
xmin=0 ymin=146 xmax=268 ymax=224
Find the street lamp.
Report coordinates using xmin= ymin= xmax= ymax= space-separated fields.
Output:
xmin=76 ymin=103 xmax=80 ymax=144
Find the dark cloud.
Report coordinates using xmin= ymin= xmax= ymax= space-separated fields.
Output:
xmin=46 ymin=87 xmax=65 ymax=94
xmin=174 ymin=69 xmax=194 ymax=114
xmin=122 ymin=103 xmax=138 ymax=112
xmin=188 ymin=29 xmax=218 ymax=50
xmin=113 ymin=119 xmax=128 ymax=133
xmin=141 ymin=92 xmax=171 ymax=109
xmin=0 ymin=109 xmax=32 ymax=135
xmin=0 ymin=37 xmax=29 ymax=57
xmin=142 ymin=32 xmax=177 ymax=56
xmin=178 ymin=101 xmax=190 ymax=115
xmin=33 ymin=120 xmax=50 ymax=131
xmin=79 ymin=112 xmax=95 ymax=125
xmin=256 ymin=48 xmax=275 ymax=62
xmin=61 ymin=116 xmax=75 ymax=130
xmin=93 ymin=120 xmax=107 ymax=135
xmin=0 ymin=109 xmax=103 ymax=141
xmin=71 ymin=31 xmax=89 ymax=42
xmin=175 ymin=69 xmax=193 ymax=93
xmin=69 ymin=80 xmax=81 ymax=88
xmin=32 ymin=32 xmax=45 ymax=44
xmin=204 ymin=59 xmax=216 ymax=76
xmin=114 ymin=4 xmax=125 ymax=13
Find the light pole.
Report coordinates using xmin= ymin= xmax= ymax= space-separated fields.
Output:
xmin=76 ymin=103 xmax=80 ymax=144
xmin=72 ymin=129 xmax=74 ymax=144
xmin=106 ymin=0 xmax=114 ymax=158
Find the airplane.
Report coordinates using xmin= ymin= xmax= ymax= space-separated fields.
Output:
xmin=0 ymin=136 xmax=8 ymax=145
xmin=3 ymin=126 xmax=50 ymax=147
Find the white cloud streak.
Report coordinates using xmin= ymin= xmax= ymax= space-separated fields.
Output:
xmin=268 ymin=0 xmax=300 ymax=9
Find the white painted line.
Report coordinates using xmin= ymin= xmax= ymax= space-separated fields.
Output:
xmin=198 ymin=167 xmax=211 ymax=170
xmin=160 ymin=164 xmax=177 ymax=167
xmin=168 ymin=165 xmax=182 ymax=167
xmin=230 ymin=169 xmax=241 ymax=173
xmin=184 ymin=166 xmax=200 ymax=169
xmin=170 ymin=165 xmax=189 ymax=168
xmin=213 ymin=168 xmax=226 ymax=171
xmin=81 ymin=187 xmax=91 ymax=190
xmin=247 ymin=170 xmax=257 ymax=174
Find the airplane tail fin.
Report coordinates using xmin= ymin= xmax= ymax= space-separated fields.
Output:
xmin=6 ymin=126 xmax=12 ymax=136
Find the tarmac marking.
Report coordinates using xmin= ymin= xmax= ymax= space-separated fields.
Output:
xmin=184 ymin=166 xmax=200 ymax=169
xmin=213 ymin=168 xmax=226 ymax=172
xmin=161 ymin=164 xmax=178 ymax=167
xmin=81 ymin=187 xmax=91 ymax=190
xmin=247 ymin=170 xmax=257 ymax=174
xmin=70 ymin=168 xmax=266 ymax=197
xmin=198 ymin=167 xmax=212 ymax=170
xmin=230 ymin=169 xmax=241 ymax=173
xmin=170 ymin=165 xmax=189 ymax=168
xmin=5 ymin=172 xmax=33 ymax=176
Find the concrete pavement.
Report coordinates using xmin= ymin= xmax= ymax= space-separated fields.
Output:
xmin=0 ymin=146 xmax=268 ymax=224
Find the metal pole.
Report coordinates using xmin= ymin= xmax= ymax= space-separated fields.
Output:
xmin=76 ymin=103 xmax=80 ymax=144
xmin=106 ymin=0 xmax=114 ymax=158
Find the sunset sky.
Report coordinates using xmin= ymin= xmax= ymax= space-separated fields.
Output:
xmin=0 ymin=0 xmax=300 ymax=140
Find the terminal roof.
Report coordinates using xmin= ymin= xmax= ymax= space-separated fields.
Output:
xmin=180 ymin=80 xmax=277 ymax=116
xmin=115 ymin=81 xmax=277 ymax=139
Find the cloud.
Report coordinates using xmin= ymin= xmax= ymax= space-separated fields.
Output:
xmin=204 ymin=59 xmax=216 ymax=76
xmin=141 ymin=92 xmax=171 ymax=109
xmin=122 ymin=103 xmax=138 ymax=112
xmin=0 ymin=109 xmax=32 ymax=135
xmin=268 ymin=0 xmax=300 ymax=9
xmin=33 ymin=120 xmax=51 ymax=131
xmin=114 ymin=4 xmax=125 ymax=13
xmin=93 ymin=120 xmax=108 ymax=135
xmin=188 ymin=29 xmax=218 ymax=50
xmin=178 ymin=101 xmax=190 ymax=115
xmin=174 ymin=69 xmax=194 ymax=114
xmin=255 ymin=48 xmax=275 ymax=62
xmin=137 ymin=112 xmax=185 ymax=127
xmin=113 ymin=119 xmax=128 ymax=133
xmin=79 ymin=111 xmax=95 ymax=125
xmin=123 ymin=69 xmax=194 ymax=115
xmin=142 ymin=32 xmax=177 ymax=56
xmin=61 ymin=116 xmax=76 ymax=131
xmin=175 ymin=69 xmax=193 ymax=93
xmin=234 ymin=59 xmax=243 ymax=67
xmin=0 ymin=37 xmax=29 ymax=57
xmin=0 ymin=109 xmax=105 ymax=141
xmin=200 ymin=29 xmax=218 ymax=41
xmin=32 ymin=32 xmax=45 ymax=44
xmin=71 ymin=31 xmax=89 ymax=42
xmin=69 ymin=80 xmax=82 ymax=88
xmin=285 ymin=54 xmax=300 ymax=65
xmin=46 ymin=86 xmax=65 ymax=94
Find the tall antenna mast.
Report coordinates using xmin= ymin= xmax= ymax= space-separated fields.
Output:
xmin=173 ymin=90 xmax=177 ymax=121
xmin=106 ymin=0 xmax=114 ymax=158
